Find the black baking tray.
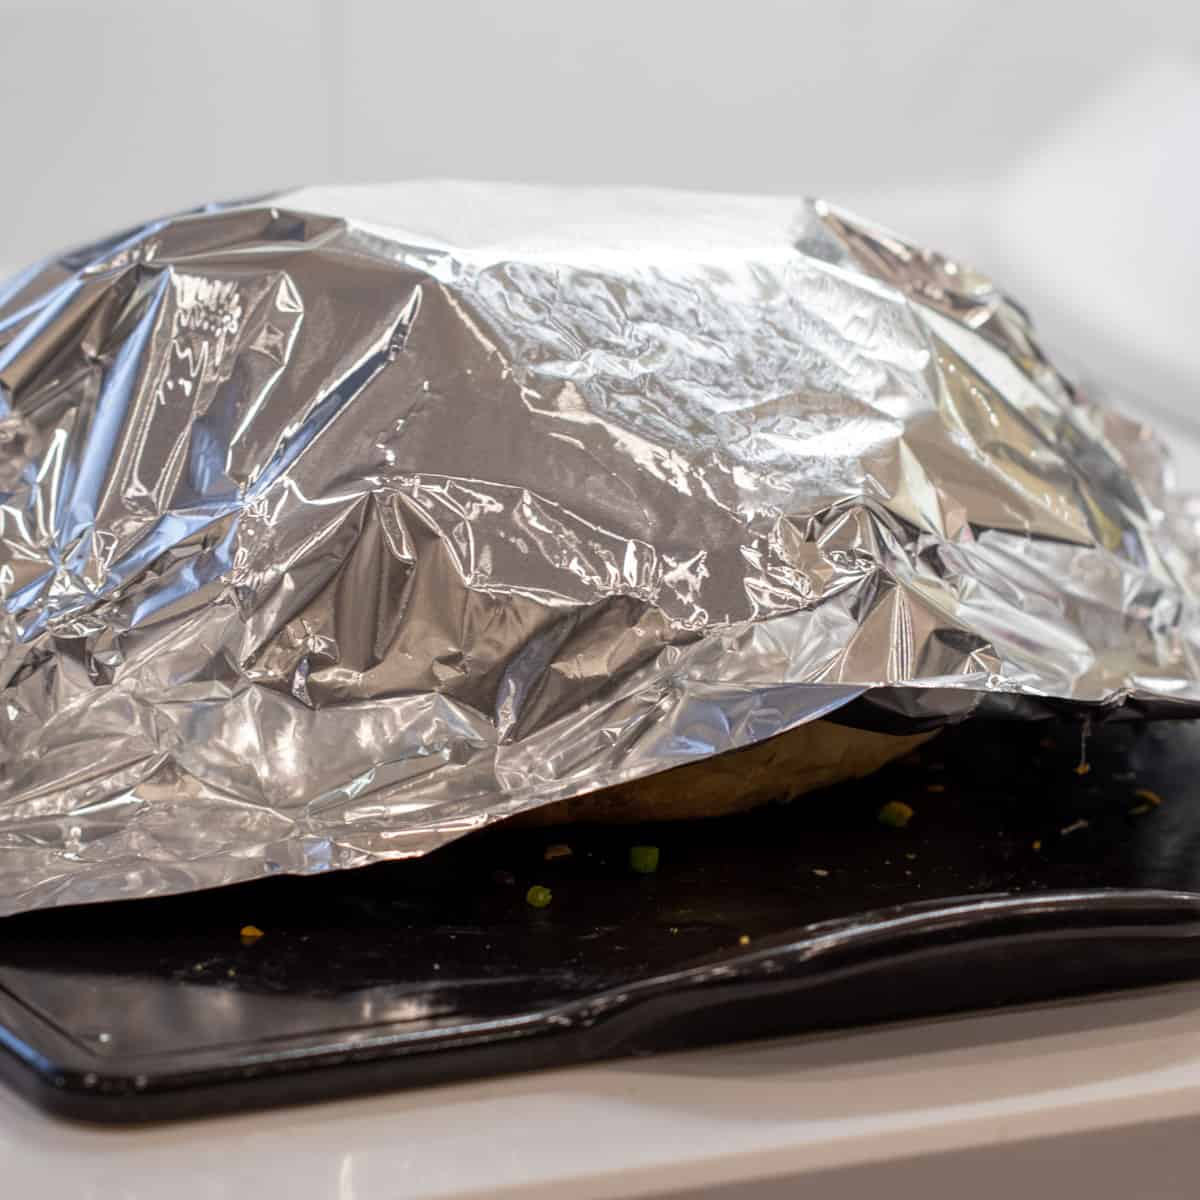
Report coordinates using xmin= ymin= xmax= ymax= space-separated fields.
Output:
xmin=4 ymin=714 xmax=1200 ymax=1123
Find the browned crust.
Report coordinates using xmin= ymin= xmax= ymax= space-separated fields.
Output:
xmin=508 ymin=720 xmax=935 ymax=826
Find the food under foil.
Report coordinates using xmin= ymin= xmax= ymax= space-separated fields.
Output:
xmin=0 ymin=181 xmax=1197 ymax=916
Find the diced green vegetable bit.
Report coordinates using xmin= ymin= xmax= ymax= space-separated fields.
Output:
xmin=525 ymin=885 xmax=553 ymax=908
xmin=630 ymin=845 xmax=660 ymax=874
xmin=877 ymin=800 xmax=914 ymax=829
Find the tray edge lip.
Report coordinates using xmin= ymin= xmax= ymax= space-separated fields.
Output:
xmin=3 ymin=883 xmax=1200 ymax=1116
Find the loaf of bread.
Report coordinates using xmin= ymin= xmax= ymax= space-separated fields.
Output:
xmin=511 ymin=721 xmax=934 ymax=825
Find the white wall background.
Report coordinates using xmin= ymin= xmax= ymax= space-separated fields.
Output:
xmin=1 ymin=0 xmax=1197 ymax=448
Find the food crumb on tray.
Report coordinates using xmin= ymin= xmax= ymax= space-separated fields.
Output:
xmin=629 ymin=845 xmax=660 ymax=874
xmin=877 ymin=801 xmax=915 ymax=829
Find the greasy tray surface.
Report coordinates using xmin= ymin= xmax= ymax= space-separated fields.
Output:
xmin=4 ymin=714 xmax=1200 ymax=1122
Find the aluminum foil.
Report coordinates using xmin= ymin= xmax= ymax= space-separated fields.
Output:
xmin=0 ymin=180 xmax=1197 ymax=916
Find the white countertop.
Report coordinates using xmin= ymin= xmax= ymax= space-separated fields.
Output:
xmin=4 ymin=981 xmax=1200 ymax=1199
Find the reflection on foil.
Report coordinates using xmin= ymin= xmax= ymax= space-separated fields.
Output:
xmin=0 ymin=181 xmax=1196 ymax=915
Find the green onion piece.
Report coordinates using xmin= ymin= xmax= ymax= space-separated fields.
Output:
xmin=630 ymin=845 xmax=660 ymax=874
xmin=525 ymin=884 xmax=553 ymax=909
xmin=877 ymin=800 xmax=914 ymax=829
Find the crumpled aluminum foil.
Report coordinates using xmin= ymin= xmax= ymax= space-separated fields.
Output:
xmin=0 ymin=180 xmax=1197 ymax=916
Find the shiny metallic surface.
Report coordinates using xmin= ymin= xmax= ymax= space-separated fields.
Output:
xmin=0 ymin=181 xmax=1195 ymax=915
